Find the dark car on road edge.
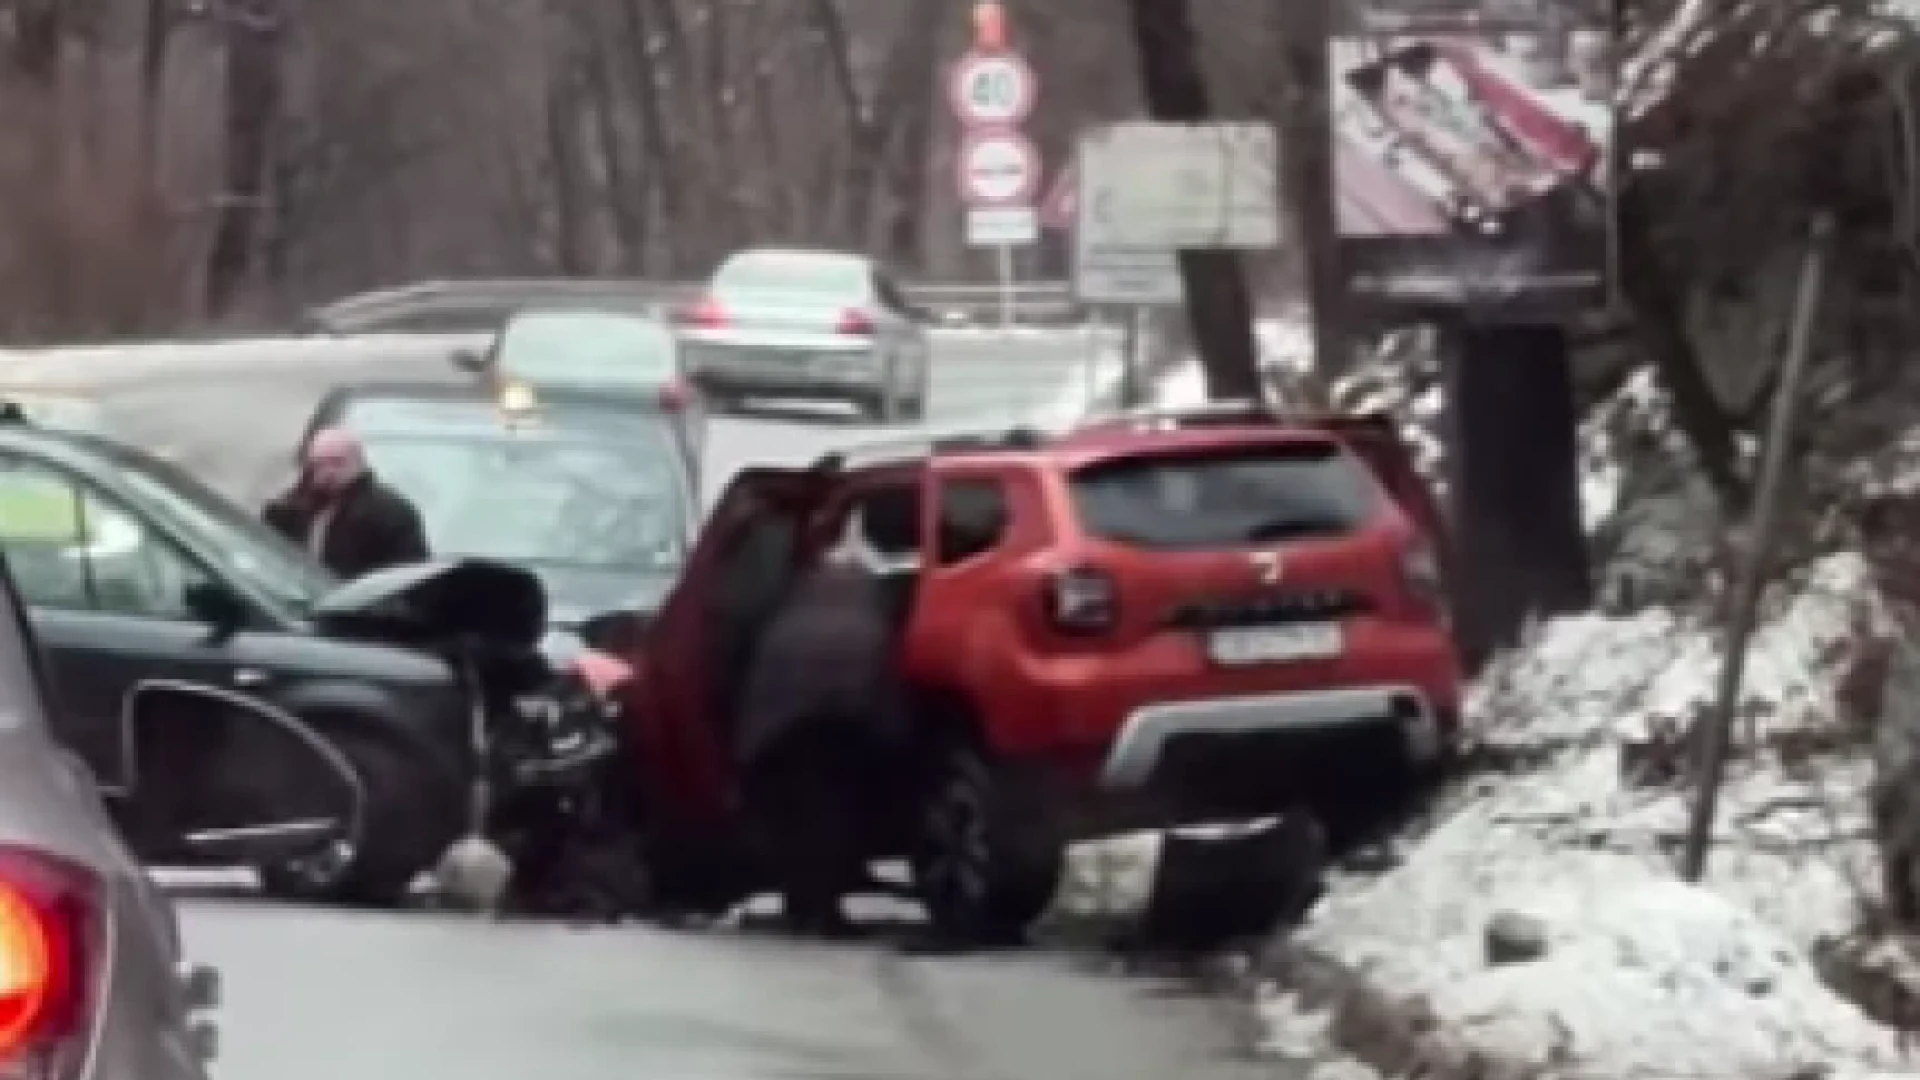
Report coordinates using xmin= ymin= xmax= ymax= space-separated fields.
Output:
xmin=0 ymin=405 xmax=481 ymax=904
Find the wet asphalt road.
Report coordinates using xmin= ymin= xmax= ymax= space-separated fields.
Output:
xmin=0 ymin=329 xmax=1279 ymax=1080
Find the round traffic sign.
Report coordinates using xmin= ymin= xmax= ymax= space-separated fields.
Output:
xmin=948 ymin=50 xmax=1037 ymax=127
xmin=957 ymin=131 xmax=1040 ymax=205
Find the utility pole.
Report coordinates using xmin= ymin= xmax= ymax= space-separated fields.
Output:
xmin=1680 ymin=214 xmax=1835 ymax=882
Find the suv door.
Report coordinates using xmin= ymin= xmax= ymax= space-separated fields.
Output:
xmin=1309 ymin=415 xmax=1452 ymax=579
xmin=0 ymin=454 xmax=263 ymax=790
xmin=631 ymin=466 xmax=831 ymax=826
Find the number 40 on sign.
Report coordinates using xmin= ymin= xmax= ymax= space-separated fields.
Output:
xmin=949 ymin=50 xmax=1036 ymax=128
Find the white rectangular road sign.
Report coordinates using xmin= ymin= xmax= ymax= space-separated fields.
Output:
xmin=1078 ymin=122 xmax=1282 ymax=250
xmin=1070 ymin=140 xmax=1180 ymax=305
xmin=1072 ymin=240 xmax=1182 ymax=305
xmin=967 ymin=206 xmax=1037 ymax=247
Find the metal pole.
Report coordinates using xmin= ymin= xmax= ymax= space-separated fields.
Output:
xmin=1679 ymin=213 xmax=1835 ymax=882
xmin=1123 ymin=305 xmax=1149 ymax=406
xmin=998 ymin=246 xmax=1015 ymax=328
xmin=1084 ymin=308 xmax=1103 ymax=406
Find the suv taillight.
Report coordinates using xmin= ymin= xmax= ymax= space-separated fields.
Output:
xmin=835 ymin=309 xmax=875 ymax=336
xmin=1400 ymin=540 xmax=1448 ymax=625
xmin=0 ymin=849 xmax=92 ymax=1072
xmin=658 ymin=379 xmax=690 ymax=411
xmin=1045 ymin=567 xmax=1118 ymax=635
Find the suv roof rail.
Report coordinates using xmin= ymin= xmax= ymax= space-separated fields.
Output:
xmin=809 ymin=424 xmax=1052 ymax=472
xmin=1083 ymin=399 xmax=1400 ymax=433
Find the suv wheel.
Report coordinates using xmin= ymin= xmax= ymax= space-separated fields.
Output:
xmin=257 ymin=729 xmax=448 ymax=907
xmin=913 ymin=742 xmax=1062 ymax=943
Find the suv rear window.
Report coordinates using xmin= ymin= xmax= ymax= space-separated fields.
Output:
xmin=1068 ymin=442 xmax=1378 ymax=550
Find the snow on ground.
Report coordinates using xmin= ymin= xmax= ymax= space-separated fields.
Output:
xmin=1260 ymin=552 xmax=1915 ymax=1077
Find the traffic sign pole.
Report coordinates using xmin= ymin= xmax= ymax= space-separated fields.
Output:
xmin=952 ymin=1 xmax=1039 ymax=328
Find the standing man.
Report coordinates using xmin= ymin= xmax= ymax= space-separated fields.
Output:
xmin=265 ymin=427 xmax=430 ymax=578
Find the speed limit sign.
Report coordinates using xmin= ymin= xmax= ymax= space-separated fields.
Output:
xmin=949 ymin=50 xmax=1037 ymax=127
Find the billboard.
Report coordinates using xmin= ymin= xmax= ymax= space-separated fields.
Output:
xmin=1330 ymin=0 xmax=1615 ymax=316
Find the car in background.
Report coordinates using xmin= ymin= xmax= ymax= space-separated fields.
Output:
xmin=0 ymin=551 xmax=219 ymax=1080
xmin=299 ymin=382 xmax=696 ymax=647
xmin=449 ymin=308 xmax=706 ymax=485
xmin=0 ymin=407 xmax=481 ymax=904
xmin=674 ymin=248 xmax=933 ymax=422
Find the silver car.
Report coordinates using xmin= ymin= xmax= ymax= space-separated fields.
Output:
xmin=675 ymin=248 xmax=934 ymax=422
xmin=0 ymin=556 xmax=217 ymax=1080
xmin=450 ymin=308 xmax=709 ymax=489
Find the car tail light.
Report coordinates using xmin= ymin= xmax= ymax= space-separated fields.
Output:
xmin=0 ymin=848 xmax=92 ymax=1075
xmin=1045 ymin=567 xmax=1118 ymax=635
xmin=680 ymin=298 xmax=727 ymax=329
xmin=835 ymin=309 xmax=875 ymax=336
xmin=658 ymin=380 xmax=690 ymax=411
xmin=1400 ymin=540 xmax=1449 ymax=625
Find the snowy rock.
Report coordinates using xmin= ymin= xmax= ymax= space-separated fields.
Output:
xmin=1482 ymin=910 xmax=1549 ymax=966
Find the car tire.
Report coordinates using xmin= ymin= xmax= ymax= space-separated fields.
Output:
xmin=256 ymin=728 xmax=451 ymax=907
xmin=912 ymin=740 xmax=1063 ymax=944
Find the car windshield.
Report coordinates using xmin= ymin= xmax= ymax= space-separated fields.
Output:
xmin=496 ymin=311 xmax=678 ymax=388
xmin=358 ymin=431 xmax=687 ymax=571
xmin=1069 ymin=442 xmax=1380 ymax=550
xmin=713 ymin=252 xmax=869 ymax=299
xmin=90 ymin=441 xmax=338 ymax=609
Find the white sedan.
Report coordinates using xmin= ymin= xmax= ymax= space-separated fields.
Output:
xmin=674 ymin=248 xmax=934 ymax=422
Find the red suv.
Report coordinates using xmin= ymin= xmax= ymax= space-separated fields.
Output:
xmin=613 ymin=402 xmax=1461 ymax=935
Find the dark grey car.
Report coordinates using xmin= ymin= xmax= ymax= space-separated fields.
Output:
xmin=0 ymin=555 xmax=218 ymax=1080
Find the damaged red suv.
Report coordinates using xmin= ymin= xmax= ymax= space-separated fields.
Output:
xmin=614 ymin=402 xmax=1461 ymax=936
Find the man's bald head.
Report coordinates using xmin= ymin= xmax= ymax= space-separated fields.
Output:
xmin=304 ymin=426 xmax=367 ymax=495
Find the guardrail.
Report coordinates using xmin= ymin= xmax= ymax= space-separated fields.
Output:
xmin=301 ymin=277 xmax=1080 ymax=336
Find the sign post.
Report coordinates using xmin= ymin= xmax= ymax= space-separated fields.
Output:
xmin=950 ymin=1 xmax=1039 ymax=328
xmin=1066 ymin=122 xmax=1280 ymax=404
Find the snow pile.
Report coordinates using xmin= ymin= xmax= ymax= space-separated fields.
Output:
xmin=1261 ymin=553 xmax=1916 ymax=1077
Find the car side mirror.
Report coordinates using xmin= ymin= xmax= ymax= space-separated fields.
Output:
xmin=577 ymin=609 xmax=651 ymax=655
xmin=184 ymin=581 xmax=249 ymax=636
xmin=450 ymin=348 xmax=487 ymax=373
xmin=116 ymin=681 xmax=355 ymax=866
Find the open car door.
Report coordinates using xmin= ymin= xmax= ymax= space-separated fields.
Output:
xmin=1307 ymin=413 xmax=1454 ymax=594
xmin=111 ymin=680 xmax=361 ymax=868
xmin=623 ymin=466 xmax=833 ymax=829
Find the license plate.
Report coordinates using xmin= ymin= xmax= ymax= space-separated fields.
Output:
xmin=1205 ymin=624 xmax=1343 ymax=665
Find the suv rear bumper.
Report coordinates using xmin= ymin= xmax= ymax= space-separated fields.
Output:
xmin=1099 ymin=683 xmax=1442 ymax=789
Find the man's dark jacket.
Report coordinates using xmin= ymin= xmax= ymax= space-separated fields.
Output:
xmin=263 ymin=473 xmax=430 ymax=580
xmin=734 ymin=560 xmax=902 ymax=769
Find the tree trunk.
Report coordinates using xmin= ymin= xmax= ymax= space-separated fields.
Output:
xmin=1441 ymin=324 xmax=1592 ymax=668
xmin=1274 ymin=0 xmax=1348 ymax=376
xmin=204 ymin=1 xmax=284 ymax=316
xmin=137 ymin=0 xmax=172 ymax=188
xmin=1123 ymin=0 xmax=1262 ymax=401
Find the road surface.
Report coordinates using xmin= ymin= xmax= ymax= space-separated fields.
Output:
xmin=0 ymin=328 xmax=1278 ymax=1080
